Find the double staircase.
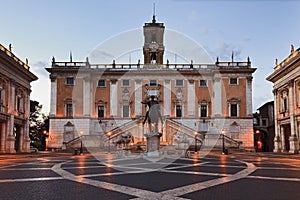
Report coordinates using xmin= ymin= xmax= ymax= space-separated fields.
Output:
xmin=63 ymin=118 xmax=244 ymax=154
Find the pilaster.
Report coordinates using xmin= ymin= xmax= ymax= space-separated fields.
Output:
xmin=135 ymin=79 xmax=142 ymax=117
xmin=0 ymin=123 xmax=6 ymax=153
xmin=110 ymin=80 xmax=118 ymax=117
xmin=164 ymin=80 xmax=171 ymax=116
xmin=83 ymin=76 xmax=91 ymax=116
xmin=212 ymin=76 xmax=222 ymax=117
xmin=246 ymin=77 xmax=253 ymax=116
xmin=50 ymin=75 xmax=57 ymax=116
xmin=187 ymin=80 xmax=195 ymax=117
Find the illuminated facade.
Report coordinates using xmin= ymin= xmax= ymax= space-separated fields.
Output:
xmin=0 ymin=44 xmax=38 ymax=153
xmin=46 ymin=17 xmax=256 ymax=150
xmin=267 ymin=45 xmax=300 ymax=153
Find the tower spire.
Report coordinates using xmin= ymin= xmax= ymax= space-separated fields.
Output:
xmin=152 ymin=3 xmax=156 ymax=23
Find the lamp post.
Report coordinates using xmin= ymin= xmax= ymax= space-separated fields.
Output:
xmin=43 ymin=130 xmax=48 ymax=151
xmin=107 ymin=132 xmax=111 ymax=153
xmin=255 ymin=130 xmax=261 ymax=152
xmin=221 ymin=129 xmax=226 ymax=154
xmin=194 ymin=131 xmax=198 ymax=153
xmin=99 ymin=119 xmax=108 ymax=150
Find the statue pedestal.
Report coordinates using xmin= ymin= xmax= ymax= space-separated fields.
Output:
xmin=144 ymin=132 xmax=162 ymax=157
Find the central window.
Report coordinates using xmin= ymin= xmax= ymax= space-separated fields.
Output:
xmin=150 ymin=80 xmax=157 ymax=86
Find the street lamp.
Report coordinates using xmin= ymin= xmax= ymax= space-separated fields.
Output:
xmin=221 ymin=129 xmax=226 ymax=154
xmin=107 ymin=131 xmax=111 ymax=153
xmin=194 ymin=131 xmax=198 ymax=153
xmin=43 ymin=130 xmax=48 ymax=151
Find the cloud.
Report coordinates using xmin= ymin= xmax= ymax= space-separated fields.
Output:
xmin=188 ymin=11 xmax=199 ymax=22
xmin=31 ymin=61 xmax=50 ymax=78
xmin=211 ymin=42 xmax=242 ymax=61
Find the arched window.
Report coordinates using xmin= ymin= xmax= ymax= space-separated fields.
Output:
xmin=280 ymin=89 xmax=288 ymax=113
xmin=0 ymin=79 xmax=5 ymax=112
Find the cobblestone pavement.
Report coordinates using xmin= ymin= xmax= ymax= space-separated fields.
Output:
xmin=0 ymin=152 xmax=300 ymax=200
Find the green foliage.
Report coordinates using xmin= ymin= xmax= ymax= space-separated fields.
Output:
xmin=29 ymin=100 xmax=48 ymax=150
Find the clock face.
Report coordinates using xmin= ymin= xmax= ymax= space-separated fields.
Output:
xmin=149 ymin=42 xmax=159 ymax=51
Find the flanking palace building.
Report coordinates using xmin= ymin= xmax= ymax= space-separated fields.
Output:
xmin=0 ymin=44 xmax=37 ymax=153
xmin=267 ymin=45 xmax=300 ymax=153
xmin=46 ymin=16 xmax=256 ymax=151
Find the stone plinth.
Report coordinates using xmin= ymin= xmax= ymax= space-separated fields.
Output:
xmin=144 ymin=132 xmax=162 ymax=156
xmin=289 ymin=135 xmax=299 ymax=154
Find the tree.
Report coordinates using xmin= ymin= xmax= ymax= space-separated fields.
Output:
xmin=29 ymin=100 xmax=48 ymax=150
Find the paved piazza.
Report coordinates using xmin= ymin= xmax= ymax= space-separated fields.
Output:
xmin=0 ymin=152 xmax=300 ymax=200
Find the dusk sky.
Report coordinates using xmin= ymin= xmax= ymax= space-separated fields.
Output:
xmin=1 ymin=0 xmax=300 ymax=113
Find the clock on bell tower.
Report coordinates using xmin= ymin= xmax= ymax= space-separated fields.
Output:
xmin=143 ymin=15 xmax=165 ymax=64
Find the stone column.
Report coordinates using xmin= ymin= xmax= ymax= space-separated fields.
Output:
xmin=7 ymin=80 xmax=16 ymax=153
xmin=246 ymin=77 xmax=253 ymax=116
xmin=281 ymin=126 xmax=286 ymax=152
xmin=212 ymin=77 xmax=222 ymax=117
xmin=135 ymin=80 xmax=142 ymax=117
xmin=110 ymin=80 xmax=118 ymax=117
xmin=22 ymin=93 xmax=31 ymax=152
xmin=288 ymin=80 xmax=299 ymax=153
xmin=18 ymin=125 xmax=24 ymax=152
xmin=273 ymin=89 xmax=281 ymax=152
xmin=0 ymin=123 xmax=6 ymax=153
xmin=187 ymin=80 xmax=195 ymax=117
xmin=83 ymin=77 xmax=91 ymax=116
xmin=50 ymin=76 xmax=57 ymax=116
xmin=164 ymin=80 xmax=171 ymax=116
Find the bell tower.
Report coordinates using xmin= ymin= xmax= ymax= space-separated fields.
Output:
xmin=143 ymin=9 xmax=165 ymax=64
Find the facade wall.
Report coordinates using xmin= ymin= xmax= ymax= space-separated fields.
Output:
xmin=0 ymin=44 xmax=37 ymax=153
xmin=46 ymin=17 xmax=256 ymax=150
xmin=267 ymin=46 xmax=300 ymax=153
xmin=47 ymin=64 xmax=255 ymax=149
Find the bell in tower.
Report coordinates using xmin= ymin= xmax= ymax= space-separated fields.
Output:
xmin=143 ymin=11 xmax=165 ymax=65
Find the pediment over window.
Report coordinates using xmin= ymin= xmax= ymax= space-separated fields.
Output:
xmin=230 ymin=121 xmax=240 ymax=132
xmin=227 ymin=98 xmax=240 ymax=103
xmin=198 ymin=99 xmax=210 ymax=105
xmin=64 ymin=121 xmax=74 ymax=127
xmin=96 ymin=100 xmax=107 ymax=105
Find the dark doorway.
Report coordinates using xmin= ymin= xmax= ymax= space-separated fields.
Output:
xmin=283 ymin=124 xmax=291 ymax=152
xmin=14 ymin=126 xmax=20 ymax=152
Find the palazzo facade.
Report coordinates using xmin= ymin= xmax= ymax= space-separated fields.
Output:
xmin=267 ymin=45 xmax=300 ymax=153
xmin=47 ymin=17 xmax=256 ymax=150
xmin=0 ymin=44 xmax=38 ymax=153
